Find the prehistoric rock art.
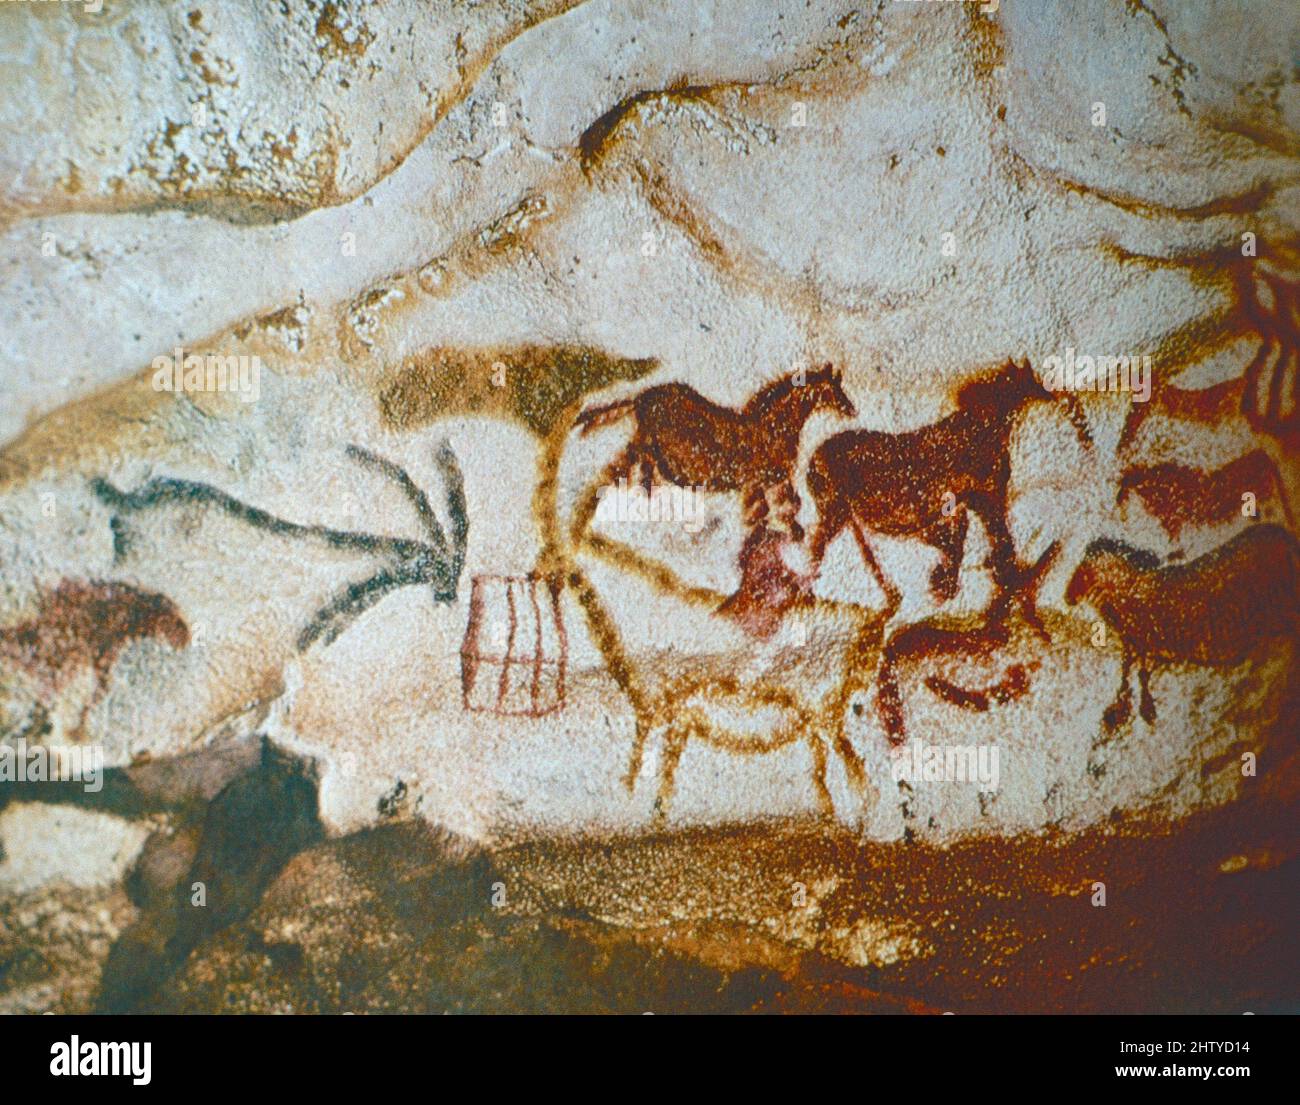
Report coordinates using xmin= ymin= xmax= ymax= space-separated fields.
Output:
xmin=1118 ymin=448 xmax=1294 ymax=541
xmin=715 ymin=481 xmax=814 ymax=639
xmin=2 ymin=0 xmax=1298 ymax=1019
xmin=807 ymin=361 xmax=1088 ymax=610
xmin=875 ymin=543 xmax=1058 ymax=745
xmin=0 ymin=579 xmax=189 ymax=740
xmin=576 ymin=364 xmax=855 ymax=530
xmin=461 ymin=574 xmax=568 ymax=717
xmin=1066 ymin=526 xmax=1300 ymax=729
xmin=93 ymin=443 xmax=466 ymax=652
xmin=1117 ymin=246 xmax=1300 ymax=451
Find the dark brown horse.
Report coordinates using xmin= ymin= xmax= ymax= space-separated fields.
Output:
xmin=807 ymin=360 xmax=1089 ymax=611
xmin=1065 ymin=525 xmax=1300 ymax=728
xmin=576 ymin=364 xmax=856 ymax=534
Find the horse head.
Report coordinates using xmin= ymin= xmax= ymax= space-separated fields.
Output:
xmin=957 ymin=360 xmax=1092 ymax=448
xmin=1066 ymin=537 xmax=1160 ymax=606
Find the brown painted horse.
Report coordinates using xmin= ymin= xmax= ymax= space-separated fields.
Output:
xmin=576 ymin=364 xmax=856 ymax=535
xmin=1065 ymin=525 xmax=1300 ymax=728
xmin=1118 ymin=448 xmax=1294 ymax=541
xmin=808 ymin=360 xmax=1089 ymax=610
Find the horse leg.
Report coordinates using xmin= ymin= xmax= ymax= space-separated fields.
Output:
xmin=964 ymin=490 xmax=1019 ymax=593
xmin=655 ymin=716 xmax=694 ymax=817
xmin=851 ymin=517 xmax=901 ymax=613
xmin=1137 ymin=664 xmax=1157 ymax=724
xmin=924 ymin=508 xmax=970 ymax=602
xmin=875 ymin=649 xmax=908 ymax=746
xmin=1103 ymin=650 xmax=1134 ymax=730
xmin=805 ymin=730 xmax=834 ymax=817
xmin=808 ymin=510 xmax=842 ymax=576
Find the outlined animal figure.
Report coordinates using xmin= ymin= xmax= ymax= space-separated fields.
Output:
xmin=1118 ymin=374 xmax=1248 ymax=451
xmin=0 ymin=579 xmax=189 ymax=738
xmin=1119 ymin=256 xmax=1300 ymax=451
xmin=648 ymin=673 xmax=866 ymax=819
xmin=576 ymin=364 xmax=856 ymax=534
xmin=807 ymin=360 xmax=1089 ymax=611
xmin=874 ymin=542 xmax=1059 ymax=745
xmin=1118 ymin=448 xmax=1294 ymax=541
xmin=1065 ymin=525 xmax=1300 ymax=729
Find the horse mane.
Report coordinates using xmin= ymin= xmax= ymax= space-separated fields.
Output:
xmin=1083 ymin=536 xmax=1163 ymax=571
xmin=745 ymin=372 xmax=802 ymax=416
xmin=954 ymin=360 xmax=1028 ymax=412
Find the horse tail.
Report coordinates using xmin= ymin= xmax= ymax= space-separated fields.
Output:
xmin=575 ymin=399 xmax=635 ymax=436
xmin=875 ymin=647 xmax=907 ymax=746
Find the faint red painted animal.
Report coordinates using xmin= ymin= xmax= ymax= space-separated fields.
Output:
xmin=716 ymin=481 xmax=812 ymax=639
xmin=577 ymin=364 xmax=856 ymax=538
xmin=1118 ymin=448 xmax=1294 ymax=541
xmin=1119 ymin=260 xmax=1300 ymax=451
xmin=874 ymin=542 xmax=1058 ymax=745
xmin=808 ymin=360 xmax=1089 ymax=611
xmin=0 ymin=579 xmax=190 ymax=737
xmin=1065 ymin=526 xmax=1300 ymax=729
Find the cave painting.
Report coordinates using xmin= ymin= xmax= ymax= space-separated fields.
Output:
xmin=807 ymin=361 xmax=1091 ymax=610
xmin=0 ymin=579 xmax=189 ymax=740
xmin=1117 ymin=243 xmax=1300 ymax=451
xmin=461 ymin=574 xmax=568 ymax=717
xmin=875 ymin=543 xmax=1059 ymax=746
xmin=575 ymin=363 xmax=855 ymax=532
xmin=93 ymin=443 xmax=466 ymax=652
xmin=1118 ymin=448 xmax=1294 ymax=542
xmin=1065 ymin=525 xmax=1300 ymax=730
xmin=344 ymin=333 xmax=1295 ymax=819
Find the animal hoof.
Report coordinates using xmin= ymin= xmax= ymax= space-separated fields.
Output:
xmin=1139 ymin=693 xmax=1157 ymax=725
xmin=1102 ymin=701 xmax=1130 ymax=730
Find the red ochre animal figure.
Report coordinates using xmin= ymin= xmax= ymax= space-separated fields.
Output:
xmin=576 ymin=364 xmax=856 ymax=538
xmin=1118 ymin=448 xmax=1294 ymax=541
xmin=807 ymin=360 xmax=1089 ymax=612
xmin=0 ymin=578 xmax=189 ymax=737
xmin=1065 ymin=525 xmax=1300 ymax=729
xmin=716 ymin=481 xmax=813 ymax=639
xmin=874 ymin=542 xmax=1058 ymax=745
xmin=1120 ymin=261 xmax=1300 ymax=451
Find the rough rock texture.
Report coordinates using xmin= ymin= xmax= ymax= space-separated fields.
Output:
xmin=0 ymin=0 xmax=1297 ymax=1013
